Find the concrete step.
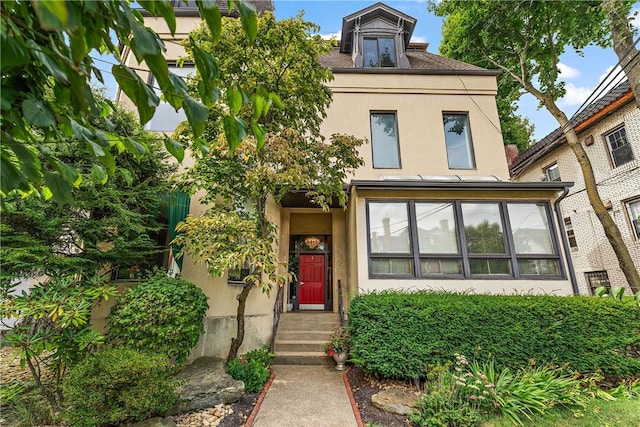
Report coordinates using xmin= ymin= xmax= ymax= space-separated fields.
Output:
xmin=272 ymin=351 xmax=334 ymax=366
xmin=279 ymin=312 xmax=340 ymax=323
xmin=276 ymin=330 xmax=334 ymax=341
xmin=274 ymin=339 xmax=326 ymax=353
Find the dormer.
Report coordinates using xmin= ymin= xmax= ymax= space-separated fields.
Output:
xmin=339 ymin=2 xmax=416 ymax=69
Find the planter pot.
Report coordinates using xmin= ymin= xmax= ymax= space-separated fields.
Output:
xmin=332 ymin=352 xmax=348 ymax=371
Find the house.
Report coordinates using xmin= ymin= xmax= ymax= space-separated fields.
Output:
xmin=510 ymin=80 xmax=640 ymax=295
xmin=117 ymin=2 xmax=577 ymax=360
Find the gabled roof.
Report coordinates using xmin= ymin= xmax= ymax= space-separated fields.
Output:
xmin=321 ymin=45 xmax=500 ymax=75
xmin=510 ymin=80 xmax=633 ymax=177
xmin=339 ymin=2 xmax=417 ymax=53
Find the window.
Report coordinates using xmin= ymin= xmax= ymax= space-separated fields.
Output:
xmin=626 ymin=199 xmax=640 ymax=239
xmin=228 ymin=259 xmax=251 ymax=285
xmin=370 ymin=112 xmax=401 ymax=168
xmin=363 ymin=37 xmax=396 ymax=67
xmin=543 ymin=163 xmax=561 ymax=181
xmin=366 ymin=200 xmax=562 ymax=279
xmin=564 ymin=217 xmax=578 ymax=249
xmin=146 ymin=64 xmax=194 ymax=132
xmin=585 ymin=271 xmax=610 ymax=294
xmin=443 ymin=113 xmax=475 ymax=169
xmin=605 ymin=126 xmax=634 ymax=167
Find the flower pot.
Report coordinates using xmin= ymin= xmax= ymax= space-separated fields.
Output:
xmin=332 ymin=352 xmax=348 ymax=371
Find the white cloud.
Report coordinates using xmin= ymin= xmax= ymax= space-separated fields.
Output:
xmin=598 ymin=65 xmax=626 ymax=88
xmin=559 ymin=83 xmax=592 ymax=106
xmin=320 ymin=31 xmax=341 ymax=41
xmin=558 ymin=62 xmax=580 ymax=79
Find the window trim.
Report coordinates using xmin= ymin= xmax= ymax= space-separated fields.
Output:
xmin=366 ymin=199 xmax=565 ymax=280
xmin=543 ymin=162 xmax=561 ymax=182
xmin=603 ymin=125 xmax=634 ymax=168
xmin=442 ymin=112 xmax=476 ymax=170
xmin=370 ymin=111 xmax=402 ymax=169
xmin=624 ymin=197 xmax=640 ymax=240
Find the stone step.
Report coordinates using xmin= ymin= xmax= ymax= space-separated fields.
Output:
xmin=277 ymin=322 xmax=339 ymax=332
xmin=274 ymin=339 xmax=326 ymax=353
xmin=272 ymin=351 xmax=334 ymax=366
xmin=279 ymin=312 xmax=340 ymax=322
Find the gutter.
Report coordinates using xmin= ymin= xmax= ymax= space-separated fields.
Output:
xmin=554 ymin=186 xmax=579 ymax=295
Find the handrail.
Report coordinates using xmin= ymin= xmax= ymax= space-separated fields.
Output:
xmin=270 ymin=284 xmax=285 ymax=352
xmin=338 ymin=279 xmax=346 ymax=327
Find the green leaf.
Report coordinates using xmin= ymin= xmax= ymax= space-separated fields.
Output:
xmin=182 ymin=95 xmax=208 ymax=139
xmin=139 ymin=0 xmax=176 ymax=36
xmin=124 ymin=137 xmax=148 ymax=159
xmin=269 ymin=92 xmax=283 ymax=109
xmin=593 ymin=286 xmax=607 ymax=297
xmin=251 ymin=120 xmax=266 ymax=150
xmin=223 ymin=116 xmax=248 ymax=151
xmin=164 ymin=137 xmax=185 ymax=163
xmin=32 ymin=0 xmax=69 ymax=31
xmin=228 ymin=88 xmax=242 ymax=115
xmin=0 ymin=150 xmax=31 ymax=194
xmin=0 ymin=33 xmax=30 ymax=71
xmin=237 ymin=1 xmax=258 ymax=43
xmin=99 ymin=149 xmax=116 ymax=174
xmin=131 ymin=23 xmax=162 ymax=59
xmin=69 ymin=24 xmax=88 ymax=63
xmin=197 ymin=0 xmax=223 ymax=41
xmin=87 ymin=140 xmax=106 ymax=157
xmin=59 ymin=162 xmax=82 ymax=188
xmin=11 ymin=143 xmax=41 ymax=185
xmin=90 ymin=165 xmax=108 ymax=185
xmin=610 ymin=286 xmax=625 ymax=301
xmin=253 ymin=95 xmax=265 ymax=119
xmin=22 ymin=98 xmax=56 ymax=128
xmin=27 ymin=40 xmax=70 ymax=84
xmin=120 ymin=168 xmax=133 ymax=186
xmin=43 ymin=171 xmax=73 ymax=205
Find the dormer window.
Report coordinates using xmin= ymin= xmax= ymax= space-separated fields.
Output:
xmin=364 ymin=37 xmax=397 ymax=67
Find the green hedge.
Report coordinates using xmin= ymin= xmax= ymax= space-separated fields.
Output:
xmin=348 ymin=291 xmax=640 ymax=380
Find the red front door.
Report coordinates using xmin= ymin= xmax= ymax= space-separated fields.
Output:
xmin=299 ymin=254 xmax=325 ymax=305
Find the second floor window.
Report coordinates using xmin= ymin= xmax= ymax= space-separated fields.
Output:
xmin=370 ymin=112 xmax=401 ymax=168
xmin=605 ymin=126 xmax=634 ymax=167
xmin=564 ymin=217 xmax=578 ymax=249
xmin=147 ymin=64 xmax=194 ymax=132
xmin=626 ymin=198 xmax=640 ymax=239
xmin=543 ymin=162 xmax=561 ymax=181
xmin=443 ymin=113 xmax=476 ymax=170
xmin=363 ymin=37 xmax=396 ymax=67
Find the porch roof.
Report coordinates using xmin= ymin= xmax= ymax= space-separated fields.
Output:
xmin=348 ymin=178 xmax=573 ymax=192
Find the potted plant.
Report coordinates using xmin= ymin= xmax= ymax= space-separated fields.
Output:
xmin=323 ymin=326 xmax=350 ymax=370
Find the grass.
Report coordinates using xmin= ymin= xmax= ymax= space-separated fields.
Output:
xmin=482 ymin=398 xmax=640 ymax=427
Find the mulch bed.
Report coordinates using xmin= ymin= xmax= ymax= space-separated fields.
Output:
xmin=220 ymin=365 xmax=409 ymax=427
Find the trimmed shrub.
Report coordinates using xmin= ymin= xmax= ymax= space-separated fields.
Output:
xmin=349 ymin=291 xmax=640 ymax=380
xmin=227 ymin=345 xmax=273 ymax=393
xmin=62 ymin=347 xmax=178 ymax=427
xmin=107 ymin=273 xmax=209 ymax=364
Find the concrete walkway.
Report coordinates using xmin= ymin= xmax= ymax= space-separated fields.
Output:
xmin=252 ymin=365 xmax=358 ymax=427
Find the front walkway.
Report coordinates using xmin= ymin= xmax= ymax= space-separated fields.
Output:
xmin=251 ymin=365 xmax=358 ymax=427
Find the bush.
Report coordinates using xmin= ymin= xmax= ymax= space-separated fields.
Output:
xmin=62 ymin=347 xmax=178 ymax=427
xmin=227 ymin=345 xmax=273 ymax=393
xmin=107 ymin=273 xmax=209 ymax=364
xmin=349 ymin=291 xmax=640 ymax=380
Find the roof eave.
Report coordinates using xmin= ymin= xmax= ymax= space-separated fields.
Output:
xmin=349 ymin=179 xmax=573 ymax=191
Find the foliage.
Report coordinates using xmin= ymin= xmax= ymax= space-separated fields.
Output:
xmin=323 ymin=326 xmax=351 ymax=356
xmin=348 ymin=291 xmax=640 ymax=380
xmin=0 ymin=0 xmax=264 ymax=204
xmin=1 ymin=388 xmax=57 ymax=427
xmin=431 ymin=0 xmax=640 ymax=293
xmin=0 ymin=104 xmax=175 ymax=281
xmin=0 ymin=275 xmax=116 ymax=406
xmin=226 ymin=345 xmax=273 ymax=393
xmin=409 ymin=355 xmax=587 ymax=427
xmin=62 ymin=347 xmax=178 ymax=427
xmin=0 ymin=380 xmax=28 ymax=405
xmin=106 ymin=273 xmax=209 ymax=364
xmin=175 ymin=12 xmax=365 ymax=361
xmin=594 ymin=285 xmax=640 ymax=307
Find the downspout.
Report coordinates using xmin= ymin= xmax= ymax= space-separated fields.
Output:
xmin=554 ymin=186 xmax=579 ymax=295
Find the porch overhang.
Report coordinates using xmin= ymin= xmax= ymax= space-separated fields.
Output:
xmin=279 ymin=188 xmax=346 ymax=209
xmin=348 ymin=178 xmax=574 ymax=192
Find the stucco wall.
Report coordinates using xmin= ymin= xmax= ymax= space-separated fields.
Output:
xmin=322 ymin=73 xmax=509 ymax=181
xmin=515 ymin=102 xmax=640 ymax=294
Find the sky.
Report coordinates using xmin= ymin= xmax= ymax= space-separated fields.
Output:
xmin=272 ymin=0 xmax=640 ymax=142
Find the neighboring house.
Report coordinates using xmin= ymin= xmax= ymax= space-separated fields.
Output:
xmin=118 ymin=2 xmax=577 ymax=359
xmin=510 ymin=80 xmax=640 ymax=295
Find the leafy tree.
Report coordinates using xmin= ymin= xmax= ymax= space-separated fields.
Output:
xmin=174 ymin=13 xmax=365 ymax=361
xmin=0 ymin=104 xmax=175 ymax=281
xmin=0 ymin=0 xmax=263 ymax=204
xmin=431 ymin=0 xmax=640 ymax=293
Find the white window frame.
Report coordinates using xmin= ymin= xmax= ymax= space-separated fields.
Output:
xmin=625 ymin=198 xmax=640 ymax=239
xmin=543 ymin=162 xmax=561 ymax=182
xmin=604 ymin=126 xmax=634 ymax=168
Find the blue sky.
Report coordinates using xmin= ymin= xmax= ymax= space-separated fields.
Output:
xmin=273 ymin=0 xmax=640 ymax=142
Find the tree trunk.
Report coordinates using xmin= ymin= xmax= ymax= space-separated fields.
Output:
xmin=227 ymin=281 xmax=254 ymax=362
xmin=543 ymin=99 xmax=640 ymax=293
xmin=604 ymin=0 xmax=640 ymax=107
